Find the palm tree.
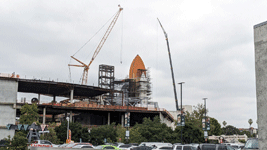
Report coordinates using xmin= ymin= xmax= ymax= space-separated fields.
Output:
xmin=248 ymin=119 xmax=253 ymax=127
xmin=223 ymin=121 xmax=227 ymax=127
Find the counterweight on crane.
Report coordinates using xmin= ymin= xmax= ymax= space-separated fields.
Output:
xmin=157 ymin=18 xmax=179 ymax=111
xmin=69 ymin=6 xmax=123 ymax=85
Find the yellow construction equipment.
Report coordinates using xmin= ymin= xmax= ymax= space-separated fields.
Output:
xmin=69 ymin=5 xmax=123 ymax=85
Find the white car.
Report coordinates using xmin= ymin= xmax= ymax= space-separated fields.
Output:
xmin=139 ymin=142 xmax=172 ymax=148
xmin=173 ymin=144 xmax=196 ymax=150
xmin=118 ymin=144 xmax=137 ymax=150
xmin=153 ymin=145 xmax=173 ymax=150
xmin=29 ymin=140 xmax=57 ymax=148
xmin=72 ymin=144 xmax=94 ymax=148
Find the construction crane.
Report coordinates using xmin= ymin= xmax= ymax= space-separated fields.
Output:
xmin=157 ymin=18 xmax=179 ymax=111
xmin=69 ymin=5 xmax=123 ymax=85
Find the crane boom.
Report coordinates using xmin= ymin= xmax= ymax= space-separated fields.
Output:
xmin=69 ymin=6 xmax=123 ymax=85
xmin=157 ymin=18 xmax=179 ymax=111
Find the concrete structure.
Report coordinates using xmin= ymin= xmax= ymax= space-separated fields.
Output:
xmin=0 ymin=78 xmax=17 ymax=140
xmin=169 ymin=105 xmax=193 ymax=121
xmin=254 ymin=20 xmax=267 ymax=149
xmin=209 ymin=134 xmax=248 ymax=143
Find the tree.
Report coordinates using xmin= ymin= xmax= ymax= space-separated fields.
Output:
xmin=55 ymin=121 xmax=90 ymax=143
xmin=127 ymin=117 xmax=175 ymax=143
xmin=90 ymin=123 xmax=117 ymax=145
xmin=222 ymin=121 xmax=227 ymax=127
xmin=221 ymin=125 xmax=240 ymax=135
xmin=248 ymin=119 xmax=253 ymax=127
xmin=174 ymin=122 xmax=204 ymax=144
xmin=19 ymin=103 xmax=39 ymax=125
xmin=115 ymin=124 xmax=127 ymax=143
xmin=192 ymin=103 xmax=208 ymax=120
xmin=184 ymin=103 xmax=209 ymax=130
xmin=209 ymin=118 xmax=221 ymax=136
xmin=1 ymin=131 xmax=28 ymax=150
xmin=40 ymin=126 xmax=60 ymax=144
xmin=240 ymin=130 xmax=252 ymax=138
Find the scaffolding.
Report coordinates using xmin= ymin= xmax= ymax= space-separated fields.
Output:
xmin=98 ymin=64 xmax=115 ymax=104
xmin=97 ymin=65 xmax=154 ymax=107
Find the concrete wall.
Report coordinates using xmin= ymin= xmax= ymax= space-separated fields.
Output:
xmin=159 ymin=112 xmax=175 ymax=130
xmin=169 ymin=105 xmax=193 ymax=121
xmin=0 ymin=79 xmax=18 ymax=140
xmin=254 ymin=20 xmax=267 ymax=149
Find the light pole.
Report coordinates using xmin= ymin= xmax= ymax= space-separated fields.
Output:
xmin=178 ymin=82 xmax=185 ymax=144
xmin=66 ymin=117 xmax=69 ymax=141
xmin=203 ymin=98 xmax=207 ymax=142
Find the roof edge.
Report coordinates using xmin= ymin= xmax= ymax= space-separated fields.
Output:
xmin=254 ymin=20 xmax=267 ymax=29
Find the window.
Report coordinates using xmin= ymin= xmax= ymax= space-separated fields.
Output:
xmin=159 ymin=147 xmax=173 ymax=150
xmin=104 ymin=146 xmax=115 ymax=149
xmin=175 ymin=146 xmax=182 ymax=150
xmin=82 ymin=146 xmax=93 ymax=148
xmin=183 ymin=146 xmax=192 ymax=150
xmin=44 ymin=141 xmax=52 ymax=145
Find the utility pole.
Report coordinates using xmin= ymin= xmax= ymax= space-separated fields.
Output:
xmin=203 ymin=98 xmax=207 ymax=142
xmin=178 ymin=82 xmax=185 ymax=144
xmin=126 ymin=98 xmax=130 ymax=143
xmin=66 ymin=117 xmax=69 ymax=143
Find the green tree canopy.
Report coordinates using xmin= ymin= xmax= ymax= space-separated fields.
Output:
xmin=40 ymin=126 xmax=60 ymax=144
xmin=209 ymin=117 xmax=221 ymax=136
xmin=19 ymin=103 xmax=39 ymax=125
xmin=130 ymin=117 xmax=174 ymax=143
xmin=248 ymin=119 xmax=253 ymax=127
xmin=192 ymin=103 xmax=208 ymax=120
xmin=54 ymin=121 xmax=90 ymax=143
xmin=1 ymin=131 xmax=28 ymax=150
xmin=222 ymin=121 xmax=227 ymax=127
xmin=90 ymin=122 xmax=117 ymax=145
xmin=174 ymin=122 xmax=204 ymax=144
xmin=222 ymin=125 xmax=240 ymax=135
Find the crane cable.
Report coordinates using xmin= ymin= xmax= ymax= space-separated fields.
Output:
xmin=68 ymin=10 xmax=119 ymax=83
xmin=72 ymin=11 xmax=118 ymax=57
xmin=120 ymin=11 xmax=124 ymax=64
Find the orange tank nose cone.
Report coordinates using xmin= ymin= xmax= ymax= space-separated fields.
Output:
xmin=129 ymin=55 xmax=146 ymax=79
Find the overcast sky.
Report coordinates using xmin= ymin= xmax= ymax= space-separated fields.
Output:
xmin=1 ymin=0 xmax=265 ymax=128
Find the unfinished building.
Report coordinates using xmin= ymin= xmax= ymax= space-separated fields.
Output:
xmin=0 ymin=55 xmax=175 ymax=140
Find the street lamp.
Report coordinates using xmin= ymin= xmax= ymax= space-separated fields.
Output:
xmin=178 ymin=82 xmax=185 ymax=144
xmin=203 ymin=98 xmax=207 ymax=142
xmin=66 ymin=117 xmax=70 ymax=141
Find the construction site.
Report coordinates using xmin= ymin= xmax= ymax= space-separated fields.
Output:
xmin=0 ymin=6 xmax=176 ymax=140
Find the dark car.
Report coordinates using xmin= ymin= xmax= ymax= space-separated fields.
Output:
xmin=0 ymin=140 xmax=7 ymax=147
xmin=198 ymin=143 xmax=216 ymax=150
xmin=243 ymin=138 xmax=259 ymax=150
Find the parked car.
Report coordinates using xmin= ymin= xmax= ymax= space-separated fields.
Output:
xmin=139 ymin=142 xmax=172 ymax=148
xmin=243 ymin=138 xmax=259 ymax=150
xmin=65 ymin=143 xmax=93 ymax=148
xmin=173 ymin=144 xmax=196 ymax=150
xmin=29 ymin=140 xmax=55 ymax=147
xmin=130 ymin=146 xmax=153 ymax=150
xmin=229 ymin=144 xmax=244 ymax=150
xmin=0 ymin=140 xmax=7 ymax=147
xmin=198 ymin=143 xmax=216 ymax=150
xmin=153 ymin=145 xmax=173 ymax=150
xmin=95 ymin=145 xmax=120 ymax=150
xmin=114 ymin=142 xmax=125 ymax=147
xmin=118 ymin=144 xmax=137 ymax=150
xmin=72 ymin=144 xmax=94 ymax=148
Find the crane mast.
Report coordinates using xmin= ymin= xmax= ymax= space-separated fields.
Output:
xmin=157 ymin=18 xmax=179 ymax=111
xmin=69 ymin=6 xmax=123 ymax=85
